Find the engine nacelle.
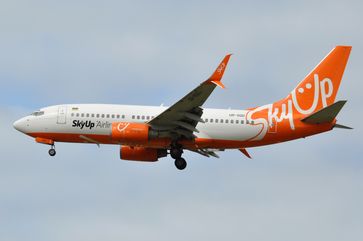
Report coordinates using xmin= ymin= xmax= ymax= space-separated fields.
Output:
xmin=120 ymin=146 xmax=167 ymax=162
xmin=111 ymin=122 xmax=149 ymax=145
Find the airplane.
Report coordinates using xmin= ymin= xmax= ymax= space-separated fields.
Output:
xmin=13 ymin=46 xmax=352 ymax=170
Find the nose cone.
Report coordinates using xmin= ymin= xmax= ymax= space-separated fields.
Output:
xmin=13 ymin=118 xmax=27 ymax=133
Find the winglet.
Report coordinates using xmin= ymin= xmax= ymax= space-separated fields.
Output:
xmin=205 ymin=54 xmax=232 ymax=89
xmin=239 ymin=148 xmax=252 ymax=159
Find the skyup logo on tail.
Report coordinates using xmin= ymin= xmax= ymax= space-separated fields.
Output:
xmin=246 ymin=46 xmax=351 ymax=141
xmin=72 ymin=120 xmax=95 ymax=129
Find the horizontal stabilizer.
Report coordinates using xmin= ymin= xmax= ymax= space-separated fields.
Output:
xmin=334 ymin=123 xmax=353 ymax=129
xmin=301 ymin=100 xmax=347 ymax=124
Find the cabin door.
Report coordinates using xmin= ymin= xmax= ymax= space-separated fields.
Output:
xmin=57 ymin=106 xmax=67 ymax=124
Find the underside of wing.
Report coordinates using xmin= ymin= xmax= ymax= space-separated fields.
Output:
xmin=189 ymin=148 xmax=225 ymax=158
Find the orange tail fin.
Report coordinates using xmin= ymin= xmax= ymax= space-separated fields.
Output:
xmin=287 ymin=46 xmax=351 ymax=116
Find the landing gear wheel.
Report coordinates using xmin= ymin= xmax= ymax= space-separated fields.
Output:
xmin=48 ymin=148 xmax=56 ymax=157
xmin=170 ymin=148 xmax=183 ymax=159
xmin=174 ymin=158 xmax=187 ymax=170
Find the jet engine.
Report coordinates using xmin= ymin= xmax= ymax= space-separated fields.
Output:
xmin=120 ymin=146 xmax=167 ymax=162
xmin=111 ymin=122 xmax=150 ymax=145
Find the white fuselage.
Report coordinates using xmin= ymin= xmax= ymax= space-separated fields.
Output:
xmin=14 ymin=104 xmax=262 ymax=143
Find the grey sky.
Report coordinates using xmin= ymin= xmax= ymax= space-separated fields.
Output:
xmin=1 ymin=1 xmax=362 ymax=241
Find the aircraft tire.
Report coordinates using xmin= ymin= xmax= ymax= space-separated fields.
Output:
xmin=48 ymin=148 xmax=56 ymax=156
xmin=175 ymin=158 xmax=187 ymax=170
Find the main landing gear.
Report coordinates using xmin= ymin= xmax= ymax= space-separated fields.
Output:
xmin=48 ymin=145 xmax=56 ymax=156
xmin=170 ymin=144 xmax=187 ymax=170
xmin=174 ymin=158 xmax=187 ymax=170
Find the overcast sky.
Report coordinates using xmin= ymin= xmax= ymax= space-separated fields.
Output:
xmin=1 ymin=1 xmax=362 ymax=241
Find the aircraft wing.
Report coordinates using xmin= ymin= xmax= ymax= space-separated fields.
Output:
xmin=190 ymin=148 xmax=225 ymax=158
xmin=148 ymin=54 xmax=232 ymax=140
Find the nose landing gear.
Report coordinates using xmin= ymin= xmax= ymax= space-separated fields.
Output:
xmin=48 ymin=145 xmax=56 ymax=156
xmin=35 ymin=137 xmax=56 ymax=157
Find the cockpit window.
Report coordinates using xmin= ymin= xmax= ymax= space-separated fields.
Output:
xmin=31 ymin=111 xmax=44 ymax=116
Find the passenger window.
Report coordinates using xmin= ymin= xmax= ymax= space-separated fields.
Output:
xmin=236 ymin=120 xmax=239 ymax=124
xmin=112 ymin=114 xmax=115 ymax=118
xmin=210 ymin=119 xmax=213 ymax=123
xmin=220 ymin=119 xmax=224 ymax=123
xmin=106 ymin=114 xmax=109 ymax=118
xmin=132 ymin=115 xmax=135 ymax=119
xmin=246 ymin=120 xmax=249 ymax=124
xmin=71 ymin=113 xmax=74 ymax=117
xmin=241 ymin=120 xmax=244 ymax=124
xmin=81 ymin=113 xmax=84 ymax=117
xmin=215 ymin=119 xmax=218 ymax=123
xmin=251 ymin=121 xmax=254 ymax=124
xmin=146 ymin=116 xmax=150 ymax=120
xmin=225 ymin=119 xmax=228 ymax=123
xmin=231 ymin=120 xmax=234 ymax=124
xmin=142 ymin=115 xmax=145 ymax=120
xmin=122 ymin=115 xmax=125 ymax=119
xmin=91 ymin=114 xmax=95 ymax=118
xmin=76 ymin=113 xmax=79 ymax=117
xmin=86 ymin=113 xmax=89 ymax=117
xmin=101 ymin=114 xmax=105 ymax=118
xmin=96 ymin=114 xmax=99 ymax=118
xmin=137 ymin=115 xmax=140 ymax=119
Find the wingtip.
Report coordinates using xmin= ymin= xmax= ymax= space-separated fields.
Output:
xmin=205 ymin=54 xmax=232 ymax=88
xmin=211 ymin=80 xmax=226 ymax=89
xmin=223 ymin=53 xmax=233 ymax=63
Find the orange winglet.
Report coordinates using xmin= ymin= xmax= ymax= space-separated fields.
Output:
xmin=239 ymin=148 xmax=252 ymax=159
xmin=204 ymin=54 xmax=232 ymax=89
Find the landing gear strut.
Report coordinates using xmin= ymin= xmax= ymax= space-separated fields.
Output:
xmin=170 ymin=148 xmax=183 ymax=159
xmin=170 ymin=144 xmax=187 ymax=170
xmin=48 ymin=145 xmax=56 ymax=156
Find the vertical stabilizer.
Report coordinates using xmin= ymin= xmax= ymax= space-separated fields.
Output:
xmin=287 ymin=46 xmax=351 ymax=115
